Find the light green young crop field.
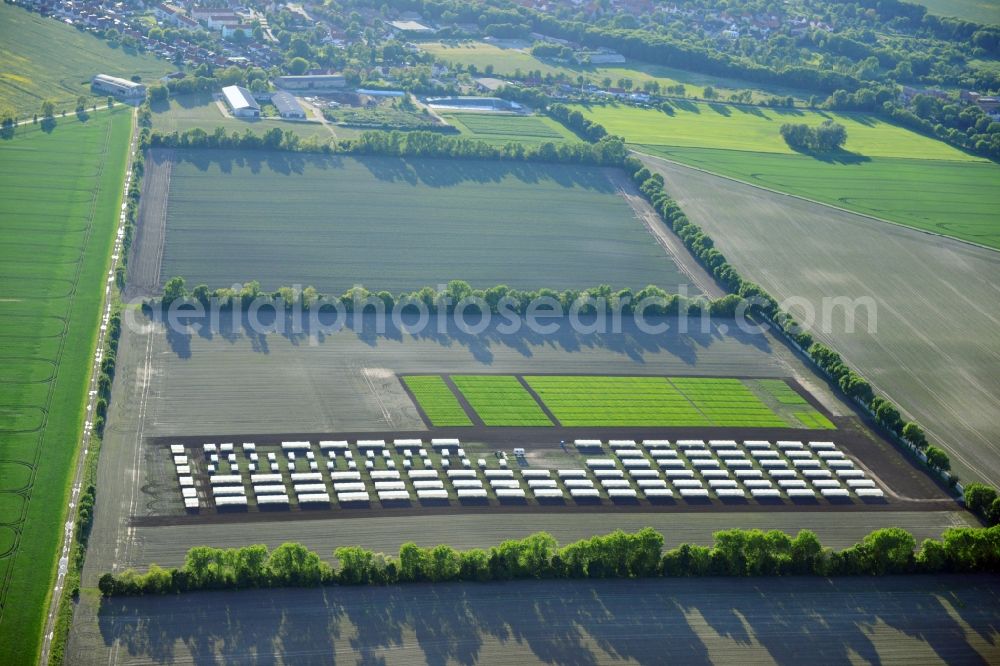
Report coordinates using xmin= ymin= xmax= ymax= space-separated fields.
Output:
xmin=402 ymin=376 xmax=472 ymax=426
xmin=440 ymin=112 xmax=576 ymax=145
xmin=451 ymin=375 xmax=552 ymax=426
xmin=523 ymin=376 xmax=830 ymax=428
xmin=0 ymin=3 xmax=172 ymax=115
xmin=640 ymin=145 xmax=1000 ymax=248
xmin=567 ymin=103 xmax=1000 ymax=248
xmin=574 ymin=102 xmax=975 ymax=160
xmin=0 ymin=110 xmax=131 ymax=664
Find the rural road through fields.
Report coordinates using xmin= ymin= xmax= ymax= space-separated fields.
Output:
xmin=641 ymin=153 xmax=1000 ymax=488
xmin=70 ymin=575 xmax=1000 ymax=664
xmin=38 ymin=109 xmax=137 ymax=665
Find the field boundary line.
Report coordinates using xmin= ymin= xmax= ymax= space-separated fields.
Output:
xmin=39 ymin=108 xmax=137 ymax=665
xmin=635 ymin=150 xmax=1000 ymax=255
xmin=515 ymin=375 xmax=561 ymax=427
xmin=441 ymin=375 xmax=486 ymax=428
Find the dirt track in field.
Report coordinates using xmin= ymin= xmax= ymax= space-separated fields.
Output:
xmin=68 ymin=575 xmax=1000 ymax=664
xmin=125 ymin=149 xmax=171 ymax=299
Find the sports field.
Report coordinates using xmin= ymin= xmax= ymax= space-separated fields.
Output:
xmin=570 ymin=103 xmax=1000 ymax=248
xmin=136 ymin=150 xmax=695 ymax=294
xmin=0 ymin=3 xmax=171 ymax=115
xmin=402 ymin=376 xmax=473 ymax=426
xmin=150 ymin=92 xmax=338 ymax=144
xmin=439 ymin=112 xmax=576 ymax=145
xmin=0 ymin=110 xmax=132 ymax=664
xmin=421 ymin=41 xmax=808 ymax=102
xmin=451 ymin=375 xmax=552 ymax=426
xmin=643 ymin=155 xmax=1000 ymax=486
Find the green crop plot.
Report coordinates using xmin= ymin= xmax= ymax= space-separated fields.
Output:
xmin=402 ymin=376 xmax=472 ymax=426
xmin=0 ymin=3 xmax=172 ymax=114
xmin=0 ymin=110 xmax=132 ymax=664
xmin=451 ymin=375 xmax=552 ymax=426
xmin=441 ymin=112 xmax=576 ymax=145
xmin=758 ymin=378 xmax=810 ymax=404
xmin=523 ymin=376 xmax=832 ymax=428
xmin=526 ymin=376 xmax=708 ymax=427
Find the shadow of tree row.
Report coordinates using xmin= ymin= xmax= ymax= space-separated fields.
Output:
xmin=96 ymin=575 xmax=1000 ymax=665
xmin=156 ymin=310 xmax=773 ymax=367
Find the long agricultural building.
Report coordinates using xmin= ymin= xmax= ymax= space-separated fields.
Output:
xmin=271 ymin=91 xmax=306 ymax=119
xmin=221 ymin=85 xmax=260 ymax=118
xmin=273 ymin=74 xmax=346 ymax=91
xmin=92 ymin=74 xmax=146 ymax=99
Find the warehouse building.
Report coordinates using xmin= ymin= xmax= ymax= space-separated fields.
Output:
xmin=271 ymin=91 xmax=306 ymax=119
xmin=221 ymin=85 xmax=260 ymax=118
xmin=92 ymin=74 xmax=147 ymax=99
xmin=273 ymin=74 xmax=346 ymax=91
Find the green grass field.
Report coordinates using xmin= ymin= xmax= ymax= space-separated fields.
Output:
xmin=145 ymin=150 xmax=693 ymax=293
xmin=402 ymin=376 xmax=473 ymax=426
xmin=451 ymin=375 xmax=552 ymax=426
xmin=911 ymin=0 xmax=1000 ymax=22
xmin=0 ymin=3 xmax=172 ymax=115
xmin=568 ymin=103 xmax=1000 ymax=248
xmin=574 ymin=102 xmax=975 ymax=160
xmin=421 ymin=41 xmax=809 ymax=102
xmin=150 ymin=92 xmax=339 ymax=143
xmin=439 ymin=112 xmax=576 ymax=145
xmin=524 ymin=376 xmax=831 ymax=428
xmin=640 ymin=145 xmax=1000 ymax=248
xmin=0 ymin=110 xmax=131 ymax=664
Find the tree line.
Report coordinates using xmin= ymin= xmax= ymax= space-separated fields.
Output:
xmin=146 ymin=126 xmax=629 ymax=167
xmin=780 ymin=120 xmax=848 ymax=153
xmin=546 ymin=104 xmax=609 ymax=143
xmin=156 ymin=277 xmax=742 ymax=318
xmin=98 ymin=525 xmax=1000 ymax=596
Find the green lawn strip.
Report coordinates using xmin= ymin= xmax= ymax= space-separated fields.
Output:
xmin=0 ymin=110 xmax=130 ymax=664
xmin=401 ymin=375 xmax=473 ymax=426
xmin=635 ymin=144 xmax=1000 ymax=250
xmin=451 ymin=375 xmax=552 ymax=426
